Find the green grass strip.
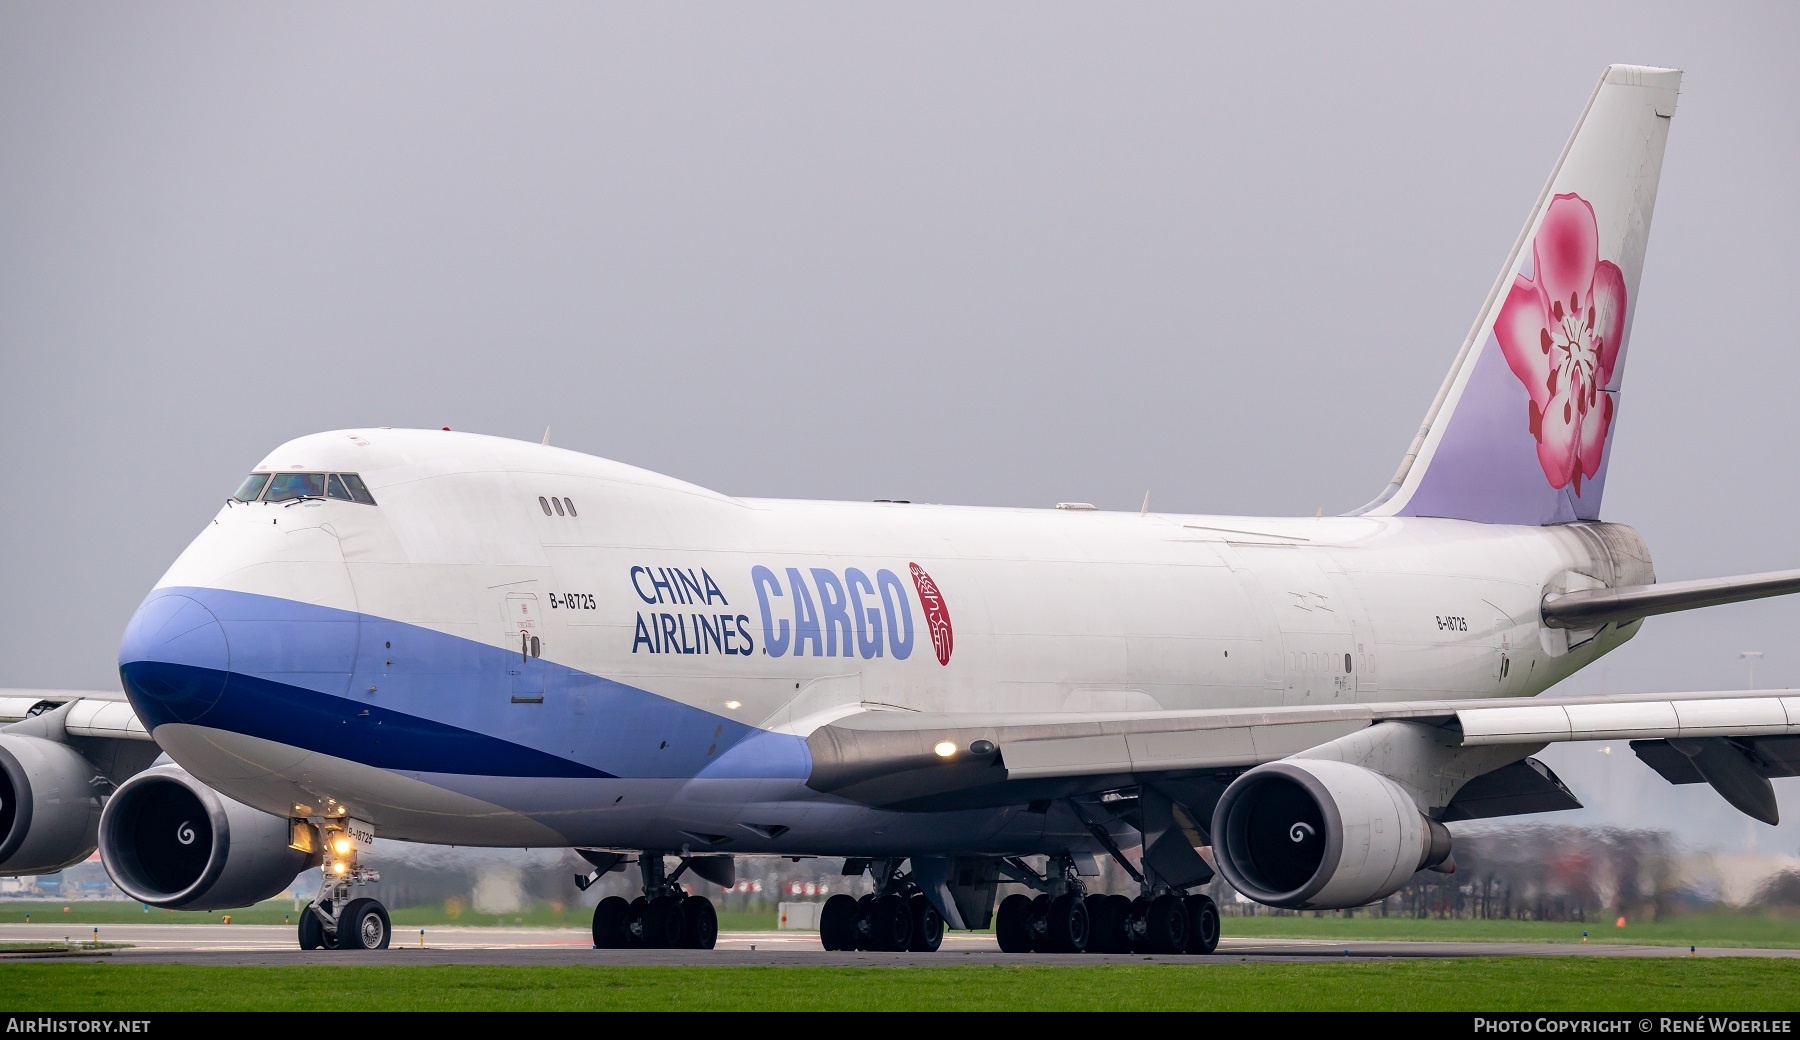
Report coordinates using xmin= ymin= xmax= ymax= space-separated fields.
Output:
xmin=2 ymin=959 xmax=1797 ymax=1011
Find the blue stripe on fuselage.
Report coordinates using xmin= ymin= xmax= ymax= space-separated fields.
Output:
xmin=119 ymin=587 xmax=809 ymax=781
xmin=122 ymin=660 xmax=615 ymax=778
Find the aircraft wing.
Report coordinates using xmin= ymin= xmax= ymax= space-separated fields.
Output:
xmin=806 ymin=688 xmax=1800 ymax=824
xmin=0 ymin=689 xmax=153 ymax=742
xmin=10 ymin=681 xmax=1791 ymax=827
xmin=0 ymin=688 xmax=161 ymax=790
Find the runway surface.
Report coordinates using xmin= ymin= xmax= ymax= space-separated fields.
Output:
xmin=3 ymin=924 xmax=1796 ymax=966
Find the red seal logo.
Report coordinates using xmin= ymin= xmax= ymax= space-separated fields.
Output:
xmin=909 ymin=563 xmax=953 ymax=666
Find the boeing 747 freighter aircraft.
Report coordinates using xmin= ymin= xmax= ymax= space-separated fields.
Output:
xmin=7 ymin=64 xmax=1800 ymax=956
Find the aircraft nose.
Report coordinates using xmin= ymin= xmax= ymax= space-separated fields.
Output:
xmin=118 ymin=592 xmax=231 ymax=727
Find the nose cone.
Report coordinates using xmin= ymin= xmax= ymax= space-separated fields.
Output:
xmin=118 ymin=592 xmax=230 ymax=728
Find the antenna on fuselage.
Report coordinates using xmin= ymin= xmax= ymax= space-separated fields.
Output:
xmin=541 ymin=426 xmax=552 ymax=446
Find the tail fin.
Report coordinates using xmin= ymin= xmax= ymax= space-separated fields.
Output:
xmin=1360 ymin=65 xmax=1680 ymax=525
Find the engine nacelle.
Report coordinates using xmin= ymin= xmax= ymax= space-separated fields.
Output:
xmin=1212 ymin=759 xmax=1451 ymax=910
xmin=98 ymin=765 xmax=320 ymax=910
xmin=0 ymin=734 xmax=103 ymax=874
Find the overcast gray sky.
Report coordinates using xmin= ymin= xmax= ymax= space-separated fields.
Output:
xmin=4 ymin=2 xmax=1798 ymax=851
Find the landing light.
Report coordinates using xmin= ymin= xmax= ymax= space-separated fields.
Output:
xmin=933 ymin=741 xmax=957 ymax=758
xmin=724 ymin=701 xmax=741 ymax=710
xmin=333 ymin=838 xmax=352 ymax=856
xmin=332 ymin=861 xmax=348 ymax=875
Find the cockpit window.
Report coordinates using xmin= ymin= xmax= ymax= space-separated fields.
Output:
xmin=265 ymin=472 xmax=326 ymax=502
xmin=234 ymin=472 xmax=377 ymax=506
xmin=232 ymin=473 xmax=271 ymax=502
xmin=338 ymin=473 xmax=376 ymax=505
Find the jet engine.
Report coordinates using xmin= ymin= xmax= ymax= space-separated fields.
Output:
xmin=98 ymin=765 xmax=320 ymax=910
xmin=0 ymin=734 xmax=103 ymax=874
xmin=1211 ymin=759 xmax=1452 ymax=910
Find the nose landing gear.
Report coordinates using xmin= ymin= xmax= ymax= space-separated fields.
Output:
xmin=587 ymin=851 xmax=720 ymax=950
xmin=296 ymin=819 xmax=389 ymax=951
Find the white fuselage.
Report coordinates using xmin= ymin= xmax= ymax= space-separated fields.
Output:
xmin=122 ymin=429 xmax=1645 ymax=857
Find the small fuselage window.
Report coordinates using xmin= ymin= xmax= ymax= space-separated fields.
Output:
xmin=233 ymin=472 xmax=377 ymax=506
xmin=537 ymin=495 xmax=578 ymax=517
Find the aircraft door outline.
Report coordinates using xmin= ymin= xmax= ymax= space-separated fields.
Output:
xmin=503 ymin=591 xmax=545 ymax=704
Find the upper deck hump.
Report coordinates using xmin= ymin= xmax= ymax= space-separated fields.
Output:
xmin=250 ymin=428 xmax=743 ymax=505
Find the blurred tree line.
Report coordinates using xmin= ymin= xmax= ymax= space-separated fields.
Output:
xmin=362 ymin=825 xmax=1799 ymax=923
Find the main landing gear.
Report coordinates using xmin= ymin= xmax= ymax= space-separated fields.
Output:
xmin=588 ymin=851 xmax=720 ymax=950
xmin=817 ymin=858 xmax=943 ymax=952
xmin=297 ymin=823 xmax=390 ymax=951
xmin=993 ymin=853 xmax=1220 ymax=956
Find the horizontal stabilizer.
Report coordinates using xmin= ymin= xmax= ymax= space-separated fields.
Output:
xmin=1541 ymin=568 xmax=1800 ymax=630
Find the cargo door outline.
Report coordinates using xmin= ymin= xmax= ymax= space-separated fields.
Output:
xmin=1227 ymin=544 xmax=1354 ymax=706
xmin=1216 ymin=545 xmax=1284 ymax=692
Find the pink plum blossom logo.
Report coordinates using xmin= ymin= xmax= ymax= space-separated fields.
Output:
xmin=1495 ymin=193 xmax=1625 ymax=497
